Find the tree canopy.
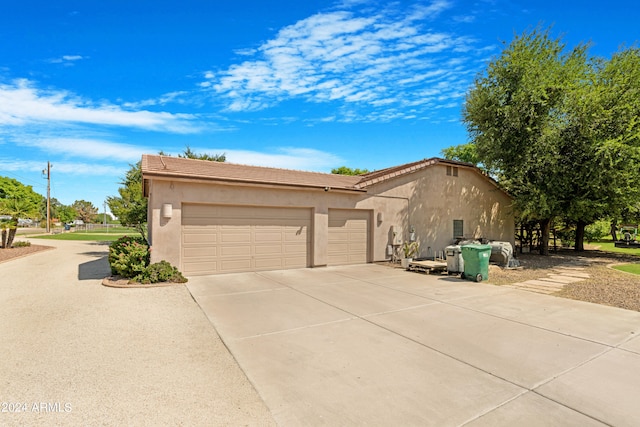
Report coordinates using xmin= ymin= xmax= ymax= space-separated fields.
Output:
xmin=460 ymin=27 xmax=640 ymax=253
xmin=0 ymin=176 xmax=44 ymax=248
xmin=440 ymin=144 xmax=482 ymax=170
xmin=331 ymin=166 xmax=370 ymax=175
xmin=107 ymin=161 xmax=148 ymax=241
xmin=72 ymin=200 xmax=99 ymax=223
xmin=107 ymin=149 xmax=226 ymax=242
xmin=178 ymin=146 xmax=226 ymax=162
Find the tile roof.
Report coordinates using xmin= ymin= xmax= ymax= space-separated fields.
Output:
xmin=141 ymin=154 xmax=500 ymax=194
xmin=354 ymin=158 xmax=473 ymax=188
xmin=141 ymin=154 xmax=364 ymax=191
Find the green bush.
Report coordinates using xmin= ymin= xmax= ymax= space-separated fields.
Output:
xmin=108 ymin=235 xmax=150 ymax=277
xmin=12 ymin=241 xmax=31 ymax=247
xmin=556 ymin=228 xmax=575 ymax=247
xmin=585 ymin=220 xmax=610 ymax=243
xmin=133 ymin=261 xmax=188 ymax=284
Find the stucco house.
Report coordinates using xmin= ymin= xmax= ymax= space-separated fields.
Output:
xmin=141 ymin=154 xmax=514 ymax=276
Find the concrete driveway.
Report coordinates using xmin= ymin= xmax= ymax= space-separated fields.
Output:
xmin=187 ymin=264 xmax=640 ymax=426
xmin=1 ymin=239 xmax=275 ymax=426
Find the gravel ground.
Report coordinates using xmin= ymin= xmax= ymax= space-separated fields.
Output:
xmin=489 ymin=248 xmax=640 ymax=312
xmin=0 ymin=245 xmax=54 ymax=263
xmin=1 ymin=240 xmax=276 ymax=426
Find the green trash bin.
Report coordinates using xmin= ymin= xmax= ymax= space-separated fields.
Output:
xmin=461 ymin=244 xmax=491 ymax=282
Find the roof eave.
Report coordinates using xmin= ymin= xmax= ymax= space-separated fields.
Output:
xmin=142 ymin=172 xmax=367 ymax=193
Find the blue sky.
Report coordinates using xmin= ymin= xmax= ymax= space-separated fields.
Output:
xmin=1 ymin=0 xmax=638 ymax=215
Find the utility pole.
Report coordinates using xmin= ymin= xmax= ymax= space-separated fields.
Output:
xmin=42 ymin=162 xmax=51 ymax=233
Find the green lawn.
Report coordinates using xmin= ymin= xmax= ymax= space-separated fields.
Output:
xmin=30 ymin=228 xmax=141 ymax=242
xmin=612 ymin=263 xmax=640 ymax=275
xmin=591 ymin=240 xmax=640 ymax=257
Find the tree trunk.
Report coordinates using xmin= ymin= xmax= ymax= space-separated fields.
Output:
xmin=539 ymin=218 xmax=551 ymax=255
xmin=1 ymin=229 xmax=6 ymax=248
xmin=6 ymin=227 xmax=17 ymax=248
xmin=575 ymin=220 xmax=586 ymax=252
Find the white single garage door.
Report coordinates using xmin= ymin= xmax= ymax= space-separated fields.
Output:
xmin=182 ymin=204 xmax=311 ymax=275
xmin=328 ymin=209 xmax=370 ymax=265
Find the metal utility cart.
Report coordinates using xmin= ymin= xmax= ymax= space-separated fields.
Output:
xmin=614 ymin=225 xmax=640 ymax=248
xmin=445 ymin=245 xmax=464 ymax=274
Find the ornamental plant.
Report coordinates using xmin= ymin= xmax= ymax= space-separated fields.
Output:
xmin=108 ymin=235 xmax=150 ymax=278
xmin=402 ymin=241 xmax=419 ymax=259
xmin=108 ymin=235 xmax=187 ymax=284
xmin=133 ymin=261 xmax=188 ymax=284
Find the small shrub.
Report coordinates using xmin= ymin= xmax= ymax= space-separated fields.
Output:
xmin=12 ymin=241 xmax=31 ymax=247
xmin=108 ymin=235 xmax=150 ymax=278
xmin=133 ymin=261 xmax=188 ymax=284
xmin=585 ymin=220 xmax=610 ymax=243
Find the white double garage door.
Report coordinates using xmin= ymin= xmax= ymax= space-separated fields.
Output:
xmin=182 ymin=204 xmax=370 ymax=276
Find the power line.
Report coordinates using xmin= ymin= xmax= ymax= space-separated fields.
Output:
xmin=1 ymin=171 xmax=47 ymax=191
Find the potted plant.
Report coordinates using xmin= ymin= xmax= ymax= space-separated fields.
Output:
xmin=401 ymin=241 xmax=419 ymax=269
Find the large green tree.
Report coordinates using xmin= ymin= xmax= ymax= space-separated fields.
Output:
xmin=440 ymin=144 xmax=482 ymax=169
xmin=463 ymin=28 xmax=589 ymax=255
xmin=72 ymin=200 xmax=98 ymax=223
xmin=48 ymin=198 xmax=76 ymax=225
xmin=0 ymin=177 xmax=44 ymax=248
xmin=107 ymin=162 xmax=148 ymax=240
xmin=557 ymin=47 xmax=640 ymax=250
xmin=462 ymin=27 xmax=640 ymax=253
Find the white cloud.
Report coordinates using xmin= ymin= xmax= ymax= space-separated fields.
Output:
xmin=47 ymin=55 xmax=86 ymax=64
xmin=0 ymin=79 xmax=200 ymax=133
xmin=17 ymin=138 xmax=146 ymax=162
xmin=407 ymin=0 xmax=451 ymax=21
xmin=180 ymin=147 xmax=343 ymax=171
xmin=62 ymin=55 xmax=84 ymax=61
xmin=122 ymin=91 xmax=190 ymax=108
xmin=0 ymin=158 xmax=124 ymax=176
xmin=203 ymin=0 xmax=488 ymax=122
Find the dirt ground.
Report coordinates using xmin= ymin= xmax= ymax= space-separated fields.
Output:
xmin=3 ymin=244 xmax=640 ymax=312
xmin=489 ymin=248 xmax=640 ymax=312
xmin=0 ymin=244 xmax=54 ymax=263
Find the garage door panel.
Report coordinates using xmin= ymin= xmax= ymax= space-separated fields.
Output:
xmin=254 ymin=244 xmax=282 ymax=255
xmin=285 ymin=230 xmax=306 ymax=240
xmin=284 ymin=257 xmax=307 ymax=268
xmin=254 ymin=231 xmax=283 ymax=242
xmin=182 ymin=204 xmax=310 ymax=275
xmin=220 ymin=245 xmax=251 ymax=257
xmin=221 ymin=231 xmax=252 ymax=243
xmin=254 ymin=258 xmax=285 ymax=269
xmin=183 ymin=260 xmax=219 ymax=274
xmin=183 ymin=246 xmax=218 ymax=258
xmin=183 ymin=232 xmax=217 ymax=244
xmin=328 ymin=209 xmax=370 ymax=266
xmin=183 ymin=218 xmax=217 ymax=227
xmin=329 ymin=234 xmax=348 ymax=243
xmin=285 ymin=243 xmax=307 ymax=253
xmin=220 ymin=258 xmax=253 ymax=271
xmin=329 ymin=242 xmax=349 ymax=252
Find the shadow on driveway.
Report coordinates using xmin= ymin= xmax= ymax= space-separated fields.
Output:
xmin=78 ymin=255 xmax=110 ymax=280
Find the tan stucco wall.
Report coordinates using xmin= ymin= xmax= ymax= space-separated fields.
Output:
xmin=146 ymin=163 xmax=514 ymax=271
xmin=363 ymin=164 xmax=515 ymax=259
